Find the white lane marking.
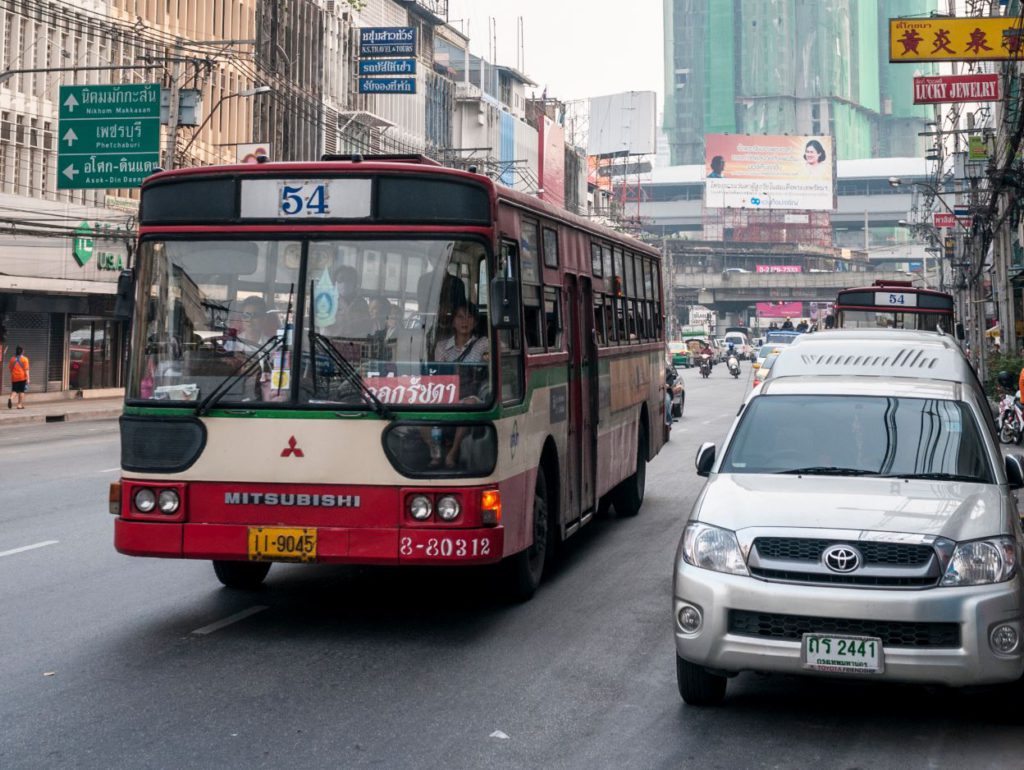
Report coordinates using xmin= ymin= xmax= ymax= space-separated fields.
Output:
xmin=0 ymin=540 xmax=59 ymax=558
xmin=192 ymin=605 xmax=268 ymax=636
xmin=701 ymin=420 xmax=714 ymax=425
xmin=98 ymin=467 xmax=121 ymax=473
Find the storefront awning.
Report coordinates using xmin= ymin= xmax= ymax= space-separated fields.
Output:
xmin=0 ymin=275 xmax=117 ymax=295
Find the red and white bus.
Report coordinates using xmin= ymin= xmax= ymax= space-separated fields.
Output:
xmin=111 ymin=155 xmax=667 ymax=600
xmin=834 ymin=280 xmax=955 ymax=333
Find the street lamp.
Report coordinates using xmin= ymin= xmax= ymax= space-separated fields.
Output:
xmin=177 ymin=85 xmax=272 ymax=164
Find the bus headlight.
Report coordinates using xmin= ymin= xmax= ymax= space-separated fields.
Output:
xmin=409 ymin=495 xmax=432 ymax=521
xmin=134 ymin=488 xmax=156 ymax=513
xmin=437 ymin=496 xmax=461 ymax=521
xmin=157 ymin=489 xmax=180 ymax=515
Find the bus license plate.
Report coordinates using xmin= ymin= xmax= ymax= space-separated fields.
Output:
xmin=248 ymin=527 xmax=317 ymax=563
xmin=801 ymin=634 xmax=884 ymax=674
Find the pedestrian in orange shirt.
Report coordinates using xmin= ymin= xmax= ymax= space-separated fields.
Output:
xmin=8 ymin=345 xmax=29 ymax=409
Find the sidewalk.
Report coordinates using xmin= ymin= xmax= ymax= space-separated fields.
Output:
xmin=0 ymin=395 xmax=124 ymax=426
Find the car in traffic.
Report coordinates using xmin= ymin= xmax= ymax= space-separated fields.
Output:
xmin=674 ymin=330 xmax=1024 ymax=705
xmin=750 ymin=351 xmax=778 ymax=388
xmin=668 ymin=340 xmax=690 ymax=368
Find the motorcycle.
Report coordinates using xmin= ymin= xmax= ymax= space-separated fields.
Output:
xmin=998 ymin=391 xmax=1024 ymax=445
xmin=727 ymin=355 xmax=740 ymax=378
xmin=699 ymin=354 xmax=712 ymax=379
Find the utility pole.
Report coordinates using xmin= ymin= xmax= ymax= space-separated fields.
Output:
xmin=163 ymin=41 xmax=183 ymax=170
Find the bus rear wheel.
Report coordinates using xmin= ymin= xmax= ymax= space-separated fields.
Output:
xmin=213 ymin=560 xmax=271 ymax=590
xmin=612 ymin=424 xmax=647 ymax=517
xmin=501 ymin=466 xmax=550 ymax=602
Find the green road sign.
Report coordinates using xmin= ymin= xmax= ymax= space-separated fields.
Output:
xmin=58 ymin=83 xmax=162 ymax=190
xmin=58 ymin=83 xmax=161 ymax=120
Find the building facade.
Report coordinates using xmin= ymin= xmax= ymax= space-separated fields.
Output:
xmin=0 ymin=0 xmax=585 ymax=395
xmin=663 ymin=0 xmax=937 ymax=165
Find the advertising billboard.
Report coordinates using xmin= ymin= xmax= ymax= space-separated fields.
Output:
xmin=587 ymin=91 xmax=657 ymax=157
xmin=755 ymin=265 xmax=803 ymax=273
xmin=704 ymin=134 xmax=834 ymax=211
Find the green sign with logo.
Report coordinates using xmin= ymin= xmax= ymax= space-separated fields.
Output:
xmin=58 ymin=83 xmax=162 ymax=189
xmin=72 ymin=222 xmax=126 ymax=271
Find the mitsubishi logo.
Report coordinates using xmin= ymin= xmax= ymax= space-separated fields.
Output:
xmin=280 ymin=436 xmax=305 ymax=458
xmin=822 ymin=544 xmax=861 ymax=573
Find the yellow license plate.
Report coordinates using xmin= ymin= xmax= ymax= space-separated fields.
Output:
xmin=248 ymin=527 xmax=317 ymax=563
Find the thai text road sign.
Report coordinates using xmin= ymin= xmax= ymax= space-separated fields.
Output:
xmin=359 ymin=59 xmax=416 ymax=76
xmin=358 ymin=78 xmax=416 ymax=94
xmin=359 ymin=27 xmax=416 ymax=57
xmin=58 ymin=83 xmax=161 ymax=189
xmin=913 ymin=74 xmax=1001 ymax=104
xmin=891 ymin=18 xmax=1024 ymax=62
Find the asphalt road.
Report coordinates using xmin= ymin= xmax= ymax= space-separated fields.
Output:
xmin=2 ymin=370 xmax=1022 ymax=769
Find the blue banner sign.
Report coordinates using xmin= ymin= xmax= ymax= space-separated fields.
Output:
xmin=359 ymin=58 xmax=417 ymax=76
xmin=358 ymin=77 xmax=417 ymax=95
xmin=359 ymin=27 xmax=416 ymax=57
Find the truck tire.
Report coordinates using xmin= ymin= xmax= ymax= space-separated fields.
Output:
xmin=676 ymin=655 xmax=727 ymax=705
xmin=501 ymin=466 xmax=550 ymax=602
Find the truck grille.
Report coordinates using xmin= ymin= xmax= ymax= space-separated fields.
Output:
xmin=728 ymin=610 xmax=961 ymax=649
xmin=754 ymin=537 xmax=934 ymax=566
xmin=748 ymin=537 xmax=941 ymax=588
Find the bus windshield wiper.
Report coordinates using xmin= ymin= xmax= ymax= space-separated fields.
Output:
xmin=880 ymin=472 xmax=984 ymax=483
xmin=776 ymin=466 xmax=877 ymax=476
xmin=195 ymin=335 xmax=283 ymax=416
xmin=310 ymin=331 xmax=393 ymax=420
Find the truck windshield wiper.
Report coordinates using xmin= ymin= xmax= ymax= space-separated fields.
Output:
xmin=880 ymin=472 xmax=984 ymax=483
xmin=310 ymin=332 xmax=393 ymax=420
xmin=776 ymin=466 xmax=877 ymax=476
xmin=195 ymin=335 xmax=283 ymax=416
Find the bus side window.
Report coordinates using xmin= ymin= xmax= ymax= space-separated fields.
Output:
xmin=499 ymin=240 xmax=524 ymax=404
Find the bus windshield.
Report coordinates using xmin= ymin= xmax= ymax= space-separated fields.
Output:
xmin=129 ymin=238 xmax=493 ymax=411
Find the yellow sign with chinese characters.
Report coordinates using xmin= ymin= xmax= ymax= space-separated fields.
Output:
xmin=890 ymin=18 xmax=1024 ymax=62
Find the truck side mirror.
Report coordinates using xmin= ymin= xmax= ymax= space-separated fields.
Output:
xmin=695 ymin=442 xmax=716 ymax=476
xmin=489 ymin=276 xmax=520 ymax=330
xmin=1006 ymin=455 xmax=1024 ymax=490
xmin=955 ymin=322 xmax=965 ymax=341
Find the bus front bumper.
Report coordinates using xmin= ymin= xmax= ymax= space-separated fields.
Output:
xmin=114 ymin=519 xmax=504 ymax=566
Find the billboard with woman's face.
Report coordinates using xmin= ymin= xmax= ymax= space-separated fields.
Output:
xmin=704 ymin=134 xmax=835 ymax=211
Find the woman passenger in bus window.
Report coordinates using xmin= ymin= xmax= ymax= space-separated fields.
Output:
xmin=428 ymin=301 xmax=489 ymax=469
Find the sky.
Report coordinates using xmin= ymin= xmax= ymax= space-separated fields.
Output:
xmin=443 ymin=0 xmax=664 ymax=108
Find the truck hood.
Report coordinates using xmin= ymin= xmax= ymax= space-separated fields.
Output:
xmin=695 ymin=474 xmax=1010 ymax=542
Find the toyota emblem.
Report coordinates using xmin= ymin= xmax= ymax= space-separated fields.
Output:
xmin=822 ymin=544 xmax=861 ymax=573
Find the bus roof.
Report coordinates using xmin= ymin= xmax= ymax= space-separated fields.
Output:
xmin=140 ymin=158 xmax=661 ymax=258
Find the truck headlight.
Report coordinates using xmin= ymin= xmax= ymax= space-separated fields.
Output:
xmin=941 ymin=537 xmax=1017 ymax=586
xmin=681 ymin=523 xmax=749 ymax=576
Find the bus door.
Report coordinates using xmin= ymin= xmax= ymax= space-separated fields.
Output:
xmin=564 ymin=274 xmax=597 ymax=526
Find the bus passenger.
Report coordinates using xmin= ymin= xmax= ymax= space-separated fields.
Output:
xmin=429 ymin=302 xmax=489 ymax=469
xmin=327 ymin=265 xmax=371 ymax=339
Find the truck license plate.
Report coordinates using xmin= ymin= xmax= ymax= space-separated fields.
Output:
xmin=801 ymin=634 xmax=884 ymax=674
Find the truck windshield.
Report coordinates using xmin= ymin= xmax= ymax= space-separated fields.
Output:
xmin=128 ymin=238 xmax=493 ymax=411
xmin=721 ymin=395 xmax=992 ymax=482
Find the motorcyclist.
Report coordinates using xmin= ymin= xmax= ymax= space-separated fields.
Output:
xmin=699 ymin=342 xmax=714 ymax=369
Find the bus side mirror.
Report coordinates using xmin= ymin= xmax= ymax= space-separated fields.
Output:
xmin=114 ymin=269 xmax=135 ymax=319
xmin=955 ymin=322 xmax=965 ymax=341
xmin=489 ymin=277 xmax=520 ymax=330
